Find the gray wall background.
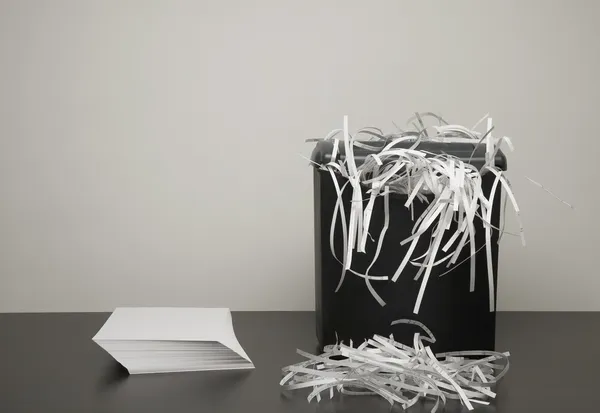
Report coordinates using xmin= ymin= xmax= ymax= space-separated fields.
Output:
xmin=1 ymin=1 xmax=598 ymax=312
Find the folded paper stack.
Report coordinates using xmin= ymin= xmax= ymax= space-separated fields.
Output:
xmin=93 ymin=307 xmax=254 ymax=374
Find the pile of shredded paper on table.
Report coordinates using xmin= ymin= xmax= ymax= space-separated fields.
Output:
xmin=281 ymin=320 xmax=509 ymax=412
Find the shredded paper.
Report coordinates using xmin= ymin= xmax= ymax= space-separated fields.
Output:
xmin=310 ymin=113 xmax=543 ymax=313
xmin=281 ymin=319 xmax=509 ymax=412
xmin=282 ymin=113 xmax=571 ymax=409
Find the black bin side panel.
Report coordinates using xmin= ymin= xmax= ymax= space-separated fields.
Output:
xmin=314 ymin=169 xmax=500 ymax=353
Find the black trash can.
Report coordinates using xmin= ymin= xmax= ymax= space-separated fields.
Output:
xmin=312 ymin=140 xmax=506 ymax=353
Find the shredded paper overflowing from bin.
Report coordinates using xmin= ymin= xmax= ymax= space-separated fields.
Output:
xmin=308 ymin=113 xmax=570 ymax=313
xmin=281 ymin=319 xmax=509 ymax=412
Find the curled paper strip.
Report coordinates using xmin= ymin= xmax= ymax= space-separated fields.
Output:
xmin=310 ymin=113 xmax=570 ymax=313
xmin=281 ymin=320 xmax=509 ymax=412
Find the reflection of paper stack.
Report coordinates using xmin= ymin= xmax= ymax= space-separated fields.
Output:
xmin=93 ymin=308 xmax=254 ymax=374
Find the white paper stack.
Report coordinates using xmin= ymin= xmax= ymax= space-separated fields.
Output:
xmin=93 ymin=307 xmax=254 ymax=374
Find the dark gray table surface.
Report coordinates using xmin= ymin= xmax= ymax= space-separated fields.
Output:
xmin=0 ymin=312 xmax=598 ymax=413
